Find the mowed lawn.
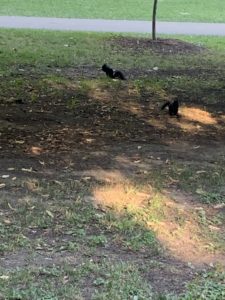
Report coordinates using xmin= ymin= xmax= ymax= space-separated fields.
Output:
xmin=0 ymin=0 xmax=225 ymax=23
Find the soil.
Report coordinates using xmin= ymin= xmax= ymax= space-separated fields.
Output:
xmin=110 ymin=37 xmax=206 ymax=55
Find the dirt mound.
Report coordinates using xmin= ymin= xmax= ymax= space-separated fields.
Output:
xmin=110 ymin=37 xmax=205 ymax=55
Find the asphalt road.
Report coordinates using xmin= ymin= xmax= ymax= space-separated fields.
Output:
xmin=0 ymin=16 xmax=225 ymax=35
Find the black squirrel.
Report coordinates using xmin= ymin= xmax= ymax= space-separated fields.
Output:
xmin=102 ymin=64 xmax=126 ymax=80
xmin=161 ymin=99 xmax=179 ymax=116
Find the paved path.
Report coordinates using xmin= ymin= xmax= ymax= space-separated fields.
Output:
xmin=0 ymin=16 xmax=225 ymax=35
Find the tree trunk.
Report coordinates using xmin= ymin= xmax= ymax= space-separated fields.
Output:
xmin=152 ymin=0 xmax=158 ymax=40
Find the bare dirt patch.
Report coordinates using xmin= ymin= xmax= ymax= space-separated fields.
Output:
xmin=110 ymin=37 xmax=206 ymax=55
xmin=93 ymin=182 xmax=225 ymax=266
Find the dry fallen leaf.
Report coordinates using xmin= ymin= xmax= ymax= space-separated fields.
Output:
xmin=214 ymin=203 xmax=225 ymax=209
xmin=86 ymin=138 xmax=95 ymax=143
xmin=134 ymin=160 xmax=141 ymax=163
xmin=21 ymin=167 xmax=33 ymax=172
xmin=54 ymin=180 xmax=63 ymax=186
xmin=8 ymin=203 xmax=16 ymax=211
xmin=25 ymin=181 xmax=38 ymax=191
xmin=31 ymin=146 xmax=43 ymax=155
xmin=0 ymin=275 xmax=9 ymax=280
xmin=83 ymin=177 xmax=91 ymax=181
xmin=209 ymin=225 xmax=220 ymax=231
xmin=196 ymin=170 xmax=206 ymax=174
xmin=168 ymin=177 xmax=179 ymax=183
xmin=46 ymin=210 xmax=54 ymax=218
xmin=15 ymin=140 xmax=25 ymax=144
xmin=196 ymin=188 xmax=205 ymax=195
xmin=3 ymin=219 xmax=11 ymax=225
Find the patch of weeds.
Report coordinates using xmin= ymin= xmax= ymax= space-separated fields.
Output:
xmin=87 ymin=235 xmax=108 ymax=247
xmin=103 ymin=212 xmax=159 ymax=252
xmin=212 ymin=212 xmax=225 ymax=226
xmin=0 ymin=179 xmax=102 ymax=252
xmin=194 ymin=208 xmax=225 ymax=253
xmin=160 ymin=75 xmax=225 ymax=101
xmin=95 ymin=185 xmax=164 ymax=252
xmin=15 ymin=200 xmax=56 ymax=229
xmin=124 ymin=229 xmax=157 ymax=252
xmin=38 ymin=179 xmax=92 ymax=201
xmin=92 ymin=261 xmax=153 ymax=300
xmin=67 ymin=96 xmax=80 ymax=109
xmin=143 ymin=194 xmax=166 ymax=223
xmin=66 ymin=81 xmax=90 ymax=108
xmin=21 ymin=195 xmax=99 ymax=237
xmin=0 ymin=260 xmax=151 ymax=299
xmin=173 ymin=210 xmax=187 ymax=227
xmin=197 ymin=208 xmax=208 ymax=226
xmin=157 ymin=269 xmax=225 ymax=300
xmin=134 ymin=79 xmax=168 ymax=99
xmin=0 ymin=265 xmax=85 ymax=300
xmin=201 ymin=192 xmax=225 ymax=205
xmin=156 ymin=162 xmax=225 ymax=204
xmin=0 ymin=222 xmax=31 ymax=254
xmin=180 ymin=269 xmax=225 ymax=300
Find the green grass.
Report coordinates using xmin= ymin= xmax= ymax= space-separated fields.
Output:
xmin=171 ymin=35 xmax=225 ymax=52
xmin=0 ymin=30 xmax=110 ymax=73
xmin=0 ymin=265 xmax=84 ymax=299
xmin=92 ymin=261 xmax=153 ymax=300
xmin=1 ymin=29 xmax=225 ymax=75
xmin=0 ymin=179 xmax=159 ymax=298
xmin=160 ymin=270 xmax=225 ymax=299
xmin=180 ymin=269 xmax=225 ymax=300
xmin=150 ymin=162 xmax=225 ymax=204
xmin=0 ymin=179 xmax=160 ymax=254
xmin=0 ymin=261 xmax=154 ymax=300
xmin=1 ymin=262 xmax=224 ymax=299
xmin=0 ymin=0 xmax=225 ymax=23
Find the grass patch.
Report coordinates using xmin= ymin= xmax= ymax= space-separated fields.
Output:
xmin=150 ymin=162 xmax=225 ymax=204
xmin=0 ymin=264 xmax=86 ymax=299
xmin=0 ymin=179 xmax=160 ymax=254
xmin=0 ymin=0 xmax=225 ymax=23
xmin=103 ymin=211 xmax=159 ymax=251
xmin=1 ymin=29 xmax=225 ymax=75
xmin=0 ymin=260 xmax=153 ymax=300
xmin=92 ymin=261 xmax=153 ymax=299
xmin=180 ymin=269 xmax=225 ymax=300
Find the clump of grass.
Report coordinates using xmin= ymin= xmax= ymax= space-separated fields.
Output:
xmin=0 ymin=265 xmax=84 ymax=300
xmin=151 ymin=162 xmax=225 ymax=204
xmin=181 ymin=269 xmax=225 ymax=300
xmin=92 ymin=261 xmax=153 ymax=300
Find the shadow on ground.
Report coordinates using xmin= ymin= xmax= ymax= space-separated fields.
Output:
xmin=0 ymin=68 xmax=225 ymax=297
